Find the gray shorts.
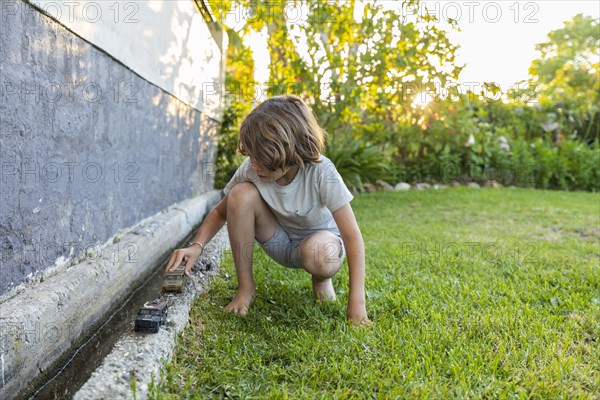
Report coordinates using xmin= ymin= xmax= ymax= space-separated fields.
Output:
xmin=257 ymin=224 xmax=346 ymax=268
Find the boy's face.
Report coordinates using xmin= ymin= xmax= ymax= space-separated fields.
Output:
xmin=249 ymin=158 xmax=289 ymax=183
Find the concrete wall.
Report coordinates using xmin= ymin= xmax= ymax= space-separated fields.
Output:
xmin=23 ymin=0 xmax=225 ymax=119
xmin=0 ymin=0 xmax=224 ymax=298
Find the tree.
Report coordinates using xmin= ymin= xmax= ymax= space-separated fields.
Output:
xmin=288 ymin=1 xmax=462 ymax=146
xmin=211 ymin=0 xmax=462 ymax=188
xmin=209 ymin=2 xmax=257 ymax=187
xmin=528 ymin=14 xmax=600 ymax=144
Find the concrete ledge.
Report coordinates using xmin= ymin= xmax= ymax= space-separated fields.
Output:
xmin=74 ymin=227 xmax=229 ymax=400
xmin=0 ymin=191 xmax=222 ymax=398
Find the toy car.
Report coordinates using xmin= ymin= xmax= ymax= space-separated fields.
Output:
xmin=162 ymin=261 xmax=187 ymax=293
xmin=134 ymin=299 xmax=168 ymax=333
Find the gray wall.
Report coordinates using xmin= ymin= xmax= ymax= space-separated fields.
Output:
xmin=0 ymin=0 xmax=219 ymax=297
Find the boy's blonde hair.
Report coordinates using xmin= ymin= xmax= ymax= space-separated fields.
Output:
xmin=238 ymin=95 xmax=325 ymax=170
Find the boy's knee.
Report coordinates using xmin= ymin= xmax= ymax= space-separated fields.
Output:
xmin=300 ymin=232 xmax=342 ymax=276
xmin=228 ymin=182 xmax=259 ymax=206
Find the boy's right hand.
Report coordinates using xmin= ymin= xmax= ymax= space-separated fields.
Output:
xmin=164 ymin=245 xmax=203 ymax=276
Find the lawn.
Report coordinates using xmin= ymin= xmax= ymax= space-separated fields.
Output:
xmin=150 ymin=187 xmax=599 ymax=399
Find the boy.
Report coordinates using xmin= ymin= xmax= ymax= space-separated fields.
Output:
xmin=166 ymin=95 xmax=369 ymax=325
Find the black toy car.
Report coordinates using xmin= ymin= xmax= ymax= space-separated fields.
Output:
xmin=134 ymin=299 xmax=168 ymax=333
xmin=162 ymin=261 xmax=187 ymax=293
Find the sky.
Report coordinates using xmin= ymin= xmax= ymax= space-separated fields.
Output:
xmin=445 ymin=0 xmax=600 ymax=89
xmin=237 ymin=1 xmax=599 ymax=92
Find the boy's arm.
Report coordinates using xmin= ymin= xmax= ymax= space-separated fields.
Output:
xmin=165 ymin=195 xmax=228 ymax=275
xmin=332 ymin=204 xmax=370 ymax=326
xmin=190 ymin=195 xmax=228 ymax=247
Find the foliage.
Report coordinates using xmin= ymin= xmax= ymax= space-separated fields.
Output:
xmin=212 ymin=1 xmax=307 ymax=188
xmin=526 ymin=138 xmax=600 ymax=191
xmin=214 ymin=99 xmax=249 ymax=188
xmin=385 ymin=90 xmax=600 ymax=191
xmin=325 ymin=140 xmax=392 ymax=192
xmin=529 ymin=15 xmax=599 ymax=106
xmin=383 ymin=14 xmax=599 ymax=192
xmin=212 ymin=0 xmax=462 ymax=188
xmin=288 ymin=0 xmax=462 ymax=146
xmin=527 ymin=14 xmax=600 ymax=144
xmin=213 ymin=24 xmax=255 ymax=188
xmin=476 ymin=137 xmax=600 ymax=192
xmin=211 ymin=2 xmax=599 ymax=192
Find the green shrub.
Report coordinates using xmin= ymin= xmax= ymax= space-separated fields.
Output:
xmin=499 ymin=138 xmax=598 ymax=191
xmin=558 ymin=139 xmax=600 ymax=191
xmin=530 ymin=138 xmax=556 ymax=189
xmin=508 ymin=138 xmax=537 ymax=187
xmin=390 ymin=133 xmax=599 ymax=192
xmin=325 ymin=140 xmax=392 ymax=192
xmin=214 ymin=103 xmax=247 ymax=189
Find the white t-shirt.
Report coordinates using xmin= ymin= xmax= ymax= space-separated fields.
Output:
xmin=223 ymin=155 xmax=354 ymax=240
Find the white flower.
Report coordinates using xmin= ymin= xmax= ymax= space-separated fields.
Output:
xmin=542 ymin=121 xmax=559 ymax=132
xmin=465 ymin=134 xmax=475 ymax=147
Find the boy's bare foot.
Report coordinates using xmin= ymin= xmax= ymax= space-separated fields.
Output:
xmin=224 ymin=288 xmax=256 ymax=316
xmin=312 ymin=277 xmax=336 ymax=302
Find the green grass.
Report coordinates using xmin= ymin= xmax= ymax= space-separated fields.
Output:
xmin=149 ymin=188 xmax=599 ymax=399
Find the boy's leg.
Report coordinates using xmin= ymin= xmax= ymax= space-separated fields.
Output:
xmin=298 ymin=231 xmax=344 ymax=301
xmin=225 ymin=182 xmax=278 ymax=316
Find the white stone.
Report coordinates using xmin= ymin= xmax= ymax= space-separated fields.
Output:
xmin=375 ymin=179 xmax=394 ymax=192
xmin=414 ymin=183 xmax=431 ymax=190
xmin=394 ymin=182 xmax=411 ymax=191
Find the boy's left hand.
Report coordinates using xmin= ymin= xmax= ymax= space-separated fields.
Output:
xmin=347 ymin=302 xmax=370 ymax=326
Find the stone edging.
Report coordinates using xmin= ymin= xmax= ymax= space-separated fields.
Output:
xmin=0 ymin=191 xmax=222 ymax=398
xmin=74 ymin=227 xmax=229 ymax=400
